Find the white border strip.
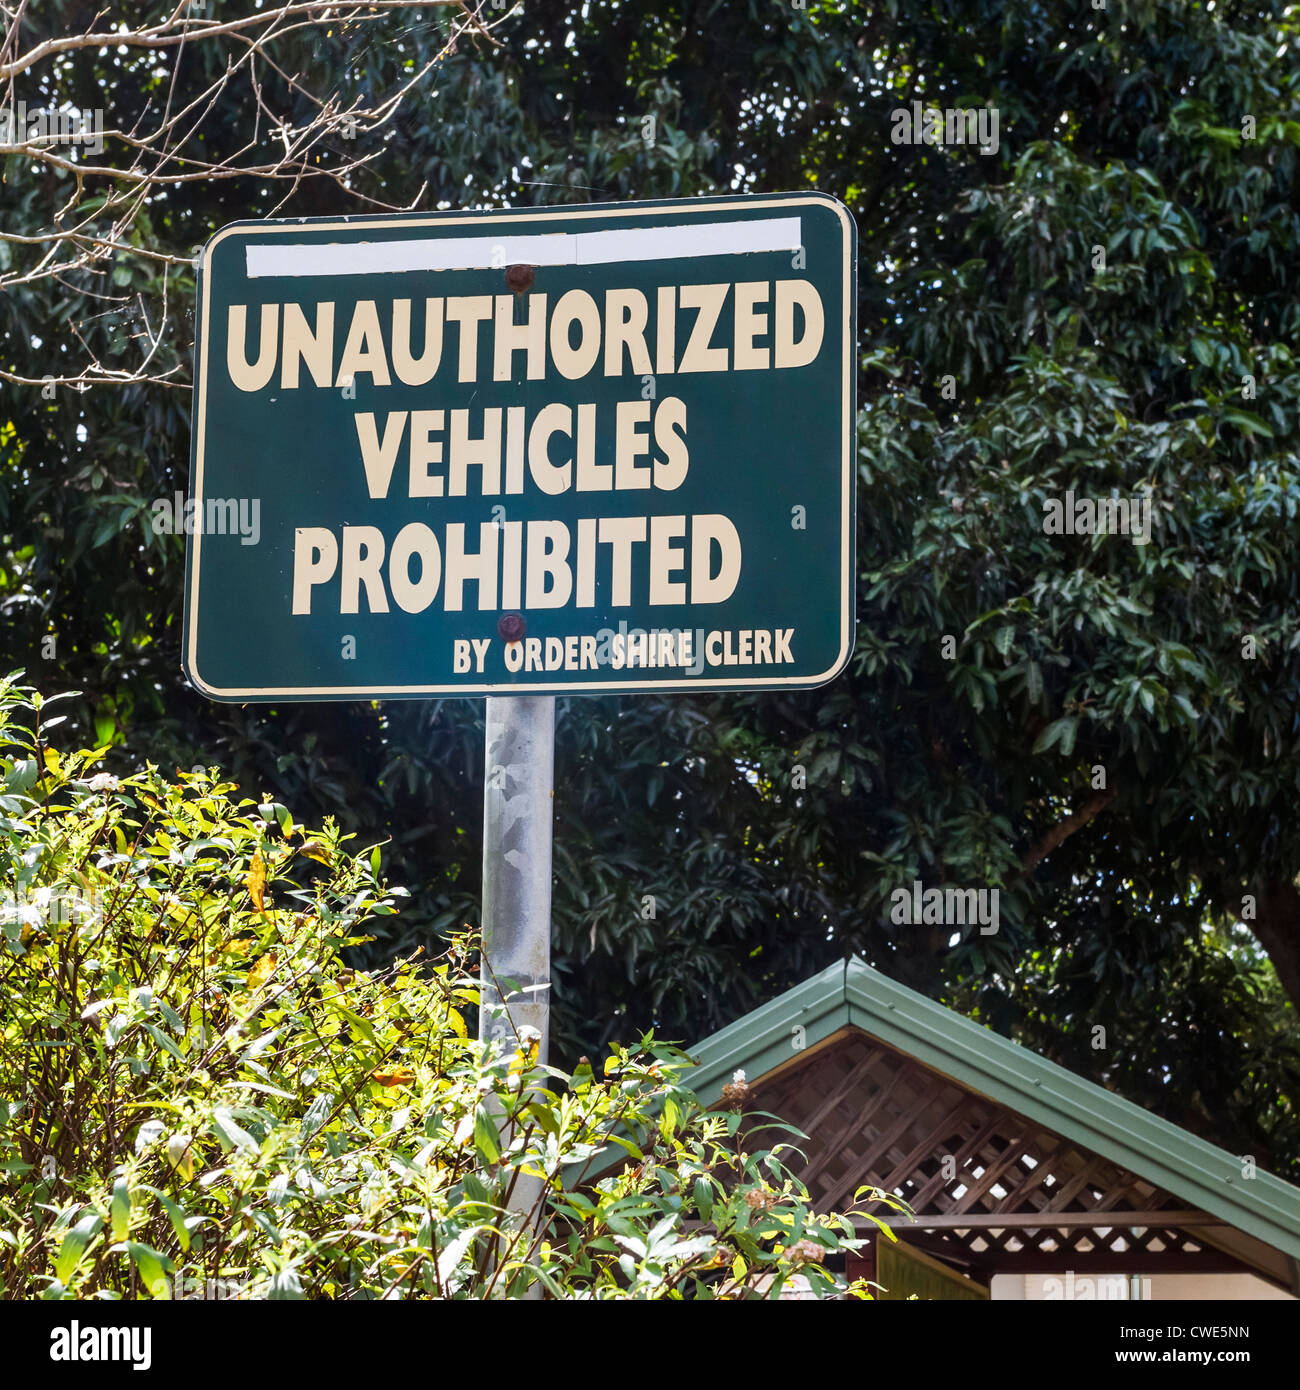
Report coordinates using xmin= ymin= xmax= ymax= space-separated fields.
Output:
xmin=244 ymin=215 xmax=802 ymax=278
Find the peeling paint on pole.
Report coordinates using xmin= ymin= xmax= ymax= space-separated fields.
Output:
xmin=480 ymin=694 xmax=554 ymax=1059
xmin=480 ymin=694 xmax=554 ymax=1292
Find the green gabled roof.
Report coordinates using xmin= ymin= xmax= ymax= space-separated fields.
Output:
xmin=688 ymin=956 xmax=1300 ymax=1262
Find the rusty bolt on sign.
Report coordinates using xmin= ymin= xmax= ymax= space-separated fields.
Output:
xmin=498 ymin=613 xmax=526 ymax=643
xmin=505 ymin=264 xmax=535 ymax=295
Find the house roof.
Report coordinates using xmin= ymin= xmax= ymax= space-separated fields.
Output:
xmin=687 ymin=956 xmax=1300 ymax=1265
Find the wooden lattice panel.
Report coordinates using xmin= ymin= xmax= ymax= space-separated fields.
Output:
xmin=743 ymin=1030 xmax=1260 ymax=1278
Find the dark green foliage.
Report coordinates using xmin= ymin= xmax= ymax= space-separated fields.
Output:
xmin=1 ymin=1 xmax=1297 ymax=1176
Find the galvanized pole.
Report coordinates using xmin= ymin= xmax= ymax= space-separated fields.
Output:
xmin=478 ymin=694 xmax=554 ymax=1294
xmin=479 ymin=694 xmax=554 ymax=1061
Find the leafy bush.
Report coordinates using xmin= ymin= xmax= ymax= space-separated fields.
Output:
xmin=0 ymin=677 xmax=898 ymax=1299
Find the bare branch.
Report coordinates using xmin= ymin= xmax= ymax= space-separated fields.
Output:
xmin=0 ymin=2 xmax=462 ymax=83
xmin=0 ymin=0 xmax=490 ymax=389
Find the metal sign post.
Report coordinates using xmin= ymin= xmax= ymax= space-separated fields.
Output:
xmin=182 ymin=192 xmax=858 ymax=1284
xmin=479 ymin=691 xmax=555 ymax=1062
xmin=479 ymin=692 xmax=554 ymax=1289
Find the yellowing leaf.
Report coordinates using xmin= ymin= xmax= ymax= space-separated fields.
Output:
xmin=298 ymin=840 xmax=332 ymax=866
xmin=246 ymin=851 xmax=266 ymax=911
xmin=166 ymin=1132 xmax=196 ymax=1182
xmin=247 ymin=953 xmax=277 ymax=990
xmin=446 ymin=1008 xmax=467 ymax=1039
xmin=370 ymin=1067 xmax=415 ymax=1088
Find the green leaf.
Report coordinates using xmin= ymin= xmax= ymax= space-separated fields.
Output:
xmin=327 ymin=1001 xmax=376 ymax=1044
xmin=143 ymin=1187 xmax=194 ymax=1253
xmin=110 ymin=1177 xmax=131 ymax=1241
xmin=267 ymin=1269 xmax=305 ymax=1299
xmin=144 ymin=1022 xmax=186 ymax=1062
xmin=211 ymin=1107 xmax=258 ymax=1153
xmin=1032 ymin=717 xmax=1076 ymax=755
xmin=55 ymin=1214 xmax=102 ymax=1282
xmin=693 ymin=1177 xmax=714 ymax=1222
xmin=1220 ymin=410 xmax=1272 ymax=438
xmin=436 ymin=1227 xmax=480 ymax=1285
xmin=125 ymin=1241 xmax=173 ymax=1297
xmin=3 ymin=759 xmax=38 ymax=794
xmin=461 ymin=1171 xmax=495 ymax=1207
xmin=473 ymin=1107 xmax=500 ymax=1165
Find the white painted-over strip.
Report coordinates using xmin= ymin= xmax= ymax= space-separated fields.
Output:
xmin=243 ymin=216 xmax=802 ymax=278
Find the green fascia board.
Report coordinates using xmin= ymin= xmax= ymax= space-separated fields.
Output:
xmin=686 ymin=956 xmax=1300 ymax=1261
xmin=687 ymin=959 xmax=857 ymax=1100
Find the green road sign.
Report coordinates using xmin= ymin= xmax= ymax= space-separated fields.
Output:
xmin=183 ymin=192 xmax=856 ymax=700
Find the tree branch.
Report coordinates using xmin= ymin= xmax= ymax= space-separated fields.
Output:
xmin=1014 ymin=786 xmax=1116 ymax=881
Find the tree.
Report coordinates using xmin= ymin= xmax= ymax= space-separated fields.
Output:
xmin=2 ymin=0 xmax=1297 ymax=1176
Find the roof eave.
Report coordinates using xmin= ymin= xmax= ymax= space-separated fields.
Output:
xmin=686 ymin=956 xmax=1300 ymax=1263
